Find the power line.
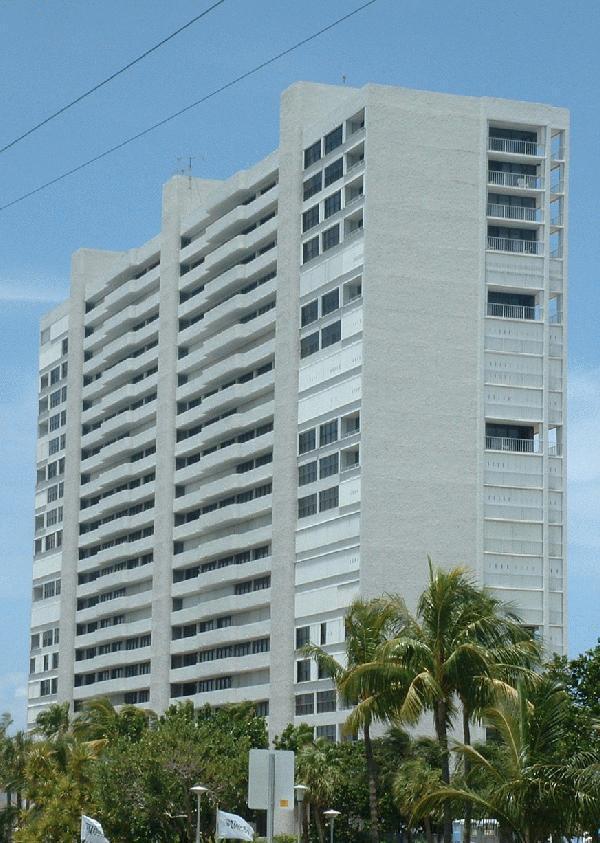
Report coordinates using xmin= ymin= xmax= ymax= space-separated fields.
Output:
xmin=0 ymin=0 xmax=378 ymax=213
xmin=0 ymin=0 xmax=226 ymax=156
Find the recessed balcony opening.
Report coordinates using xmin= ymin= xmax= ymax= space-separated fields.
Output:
xmin=344 ymin=211 xmax=363 ymax=239
xmin=488 ymin=126 xmax=541 ymax=157
xmin=341 ymin=411 xmax=360 ymax=438
xmin=345 ymin=176 xmax=364 ymax=207
xmin=550 ymin=230 xmax=563 ymax=259
xmin=551 ymin=163 xmax=565 ymax=195
xmin=487 ymin=225 xmax=542 ymax=255
xmin=548 ymin=294 xmax=562 ymax=324
xmin=343 ymin=277 xmax=362 ymax=305
xmin=485 ymin=423 xmax=541 ymax=454
xmin=487 ymin=192 xmax=541 ymax=223
xmin=340 ymin=445 xmax=360 ymax=472
xmin=346 ymin=109 xmax=365 ymax=137
xmin=487 ymin=290 xmax=540 ymax=320
xmin=551 ymin=129 xmax=565 ymax=162
xmin=550 ymin=197 xmax=563 ymax=228
xmin=548 ymin=426 xmax=563 ymax=457
xmin=346 ymin=143 xmax=364 ymax=173
xmin=488 ymin=161 xmax=542 ymax=191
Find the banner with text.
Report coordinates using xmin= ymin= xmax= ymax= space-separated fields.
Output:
xmin=81 ymin=815 xmax=109 ymax=843
xmin=216 ymin=809 xmax=254 ymax=841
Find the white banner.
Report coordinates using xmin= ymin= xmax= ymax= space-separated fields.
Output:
xmin=81 ymin=815 xmax=109 ymax=843
xmin=216 ymin=809 xmax=254 ymax=841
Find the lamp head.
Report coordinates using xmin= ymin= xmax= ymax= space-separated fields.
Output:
xmin=294 ymin=784 xmax=309 ymax=802
xmin=190 ymin=784 xmax=209 ymax=796
xmin=324 ymin=810 xmax=341 ymax=819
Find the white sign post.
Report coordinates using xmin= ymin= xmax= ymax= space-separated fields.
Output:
xmin=248 ymin=749 xmax=294 ymax=843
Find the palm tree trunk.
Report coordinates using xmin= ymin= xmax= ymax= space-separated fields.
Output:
xmin=462 ymin=705 xmax=472 ymax=843
xmin=434 ymin=701 xmax=452 ymax=843
xmin=363 ymin=722 xmax=379 ymax=843
xmin=314 ymin=805 xmax=325 ymax=843
xmin=424 ymin=817 xmax=434 ymax=843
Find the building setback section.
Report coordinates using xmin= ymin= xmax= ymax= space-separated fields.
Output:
xmin=27 ymin=82 xmax=568 ymax=742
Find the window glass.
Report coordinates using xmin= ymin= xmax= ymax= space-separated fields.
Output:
xmin=319 ymin=486 xmax=339 ymax=512
xmin=302 ymin=205 xmax=319 ymax=232
xmin=301 ymin=300 xmax=318 ymax=327
xmin=324 ymin=191 xmax=342 ymax=219
xmin=317 ymin=689 xmax=336 ymax=713
xmin=296 ymin=659 xmax=311 ymax=682
xmin=322 ymin=225 xmax=340 ymax=252
xmin=321 ymin=288 xmax=340 ymax=316
xmin=319 ymin=452 xmax=339 ymax=479
xmin=296 ymin=626 xmax=310 ymax=648
xmin=299 ymin=429 xmax=316 ymax=454
xmin=303 ymin=173 xmax=322 ymax=201
xmin=300 ymin=332 xmax=319 ymax=359
xmin=321 ymin=320 xmax=341 ymax=349
xmin=298 ymin=461 xmax=318 ymax=486
xmin=304 ymin=140 xmax=321 ymax=169
xmin=324 ymin=125 xmax=343 ymax=154
xmin=324 ymin=158 xmax=343 ymax=187
xmin=298 ymin=494 xmax=317 ymax=519
xmin=295 ymin=693 xmax=314 ymax=715
xmin=302 ymin=236 xmax=319 ymax=264
xmin=319 ymin=420 xmax=338 ymax=446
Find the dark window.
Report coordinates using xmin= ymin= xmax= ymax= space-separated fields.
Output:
xmin=321 ymin=320 xmax=341 ymax=349
xmin=319 ymin=486 xmax=339 ymax=512
xmin=319 ymin=452 xmax=339 ymax=479
xmin=324 ymin=158 xmax=343 ymax=187
xmin=304 ymin=140 xmax=321 ymax=169
xmin=299 ymin=429 xmax=316 ymax=454
xmin=295 ymin=693 xmax=314 ymax=715
xmin=296 ymin=626 xmax=310 ymax=648
xmin=324 ymin=190 xmax=342 ymax=219
xmin=316 ymin=724 xmax=336 ymax=742
xmin=320 ymin=420 xmax=338 ymax=446
xmin=302 ymin=237 xmax=319 ymax=264
xmin=298 ymin=494 xmax=317 ymax=519
xmin=300 ymin=332 xmax=319 ymax=359
xmin=317 ymin=689 xmax=336 ymax=713
xmin=301 ymin=300 xmax=318 ymax=327
xmin=303 ymin=173 xmax=322 ymax=201
xmin=299 ymin=461 xmax=318 ymax=486
xmin=324 ymin=125 xmax=343 ymax=154
xmin=322 ymin=225 xmax=340 ymax=252
xmin=321 ymin=288 xmax=340 ymax=316
xmin=296 ymin=659 xmax=311 ymax=682
xmin=302 ymin=205 xmax=319 ymax=232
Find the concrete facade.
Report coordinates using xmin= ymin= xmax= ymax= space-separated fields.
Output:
xmin=28 ymin=82 xmax=568 ymax=736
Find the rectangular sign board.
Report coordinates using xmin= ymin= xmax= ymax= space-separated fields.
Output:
xmin=248 ymin=749 xmax=294 ymax=811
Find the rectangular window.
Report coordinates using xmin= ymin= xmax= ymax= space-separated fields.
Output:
xmin=319 ymin=486 xmax=339 ymax=512
xmin=302 ymin=236 xmax=319 ymax=264
xmin=319 ymin=452 xmax=339 ymax=479
xmin=49 ymin=437 xmax=60 ymax=455
xmin=301 ymin=300 xmax=318 ymax=327
xmin=321 ymin=320 xmax=341 ymax=349
xmin=316 ymin=724 xmax=336 ymax=742
xmin=321 ymin=288 xmax=340 ymax=316
xmin=62 ymin=338 xmax=68 ymax=355
xmin=298 ymin=461 xmax=318 ymax=486
xmin=324 ymin=190 xmax=341 ymax=219
xmin=303 ymin=173 xmax=322 ymax=201
xmin=296 ymin=659 xmax=311 ymax=683
xmin=319 ymin=420 xmax=338 ymax=446
xmin=296 ymin=626 xmax=310 ymax=648
xmin=322 ymin=225 xmax=340 ymax=252
xmin=295 ymin=693 xmax=314 ymax=715
xmin=317 ymin=689 xmax=336 ymax=713
xmin=320 ymin=622 xmax=327 ymax=645
xmin=50 ymin=390 xmax=61 ymax=408
xmin=324 ymin=125 xmax=343 ymax=154
xmin=304 ymin=140 xmax=321 ymax=169
xmin=324 ymin=158 xmax=343 ymax=187
xmin=299 ymin=429 xmax=316 ymax=455
xmin=300 ymin=332 xmax=319 ymax=359
xmin=50 ymin=367 xmax=60 ymax=385
xmin=298 ymin=494 xmax=317 ymax=519
xmin=42 ymin=630 xmax=53 ymax=647
xmin=302 ymin=205 xmax=319 ymax=233
xmin=49 ymin=414 xmax=60 ymax=432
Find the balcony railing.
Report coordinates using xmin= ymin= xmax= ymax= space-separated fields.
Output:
xmin=548 ymin=443 xmax=563 ymax=457
xmin=486 ymin=302 xmax=540 ymax=320
xmin=488 ymin=170 xmax=543 ymax=190
xmin=486 ymin=202 xmax=541 ymax=223
xmin=487 ymin=236 xmax=543 ymax=255
xmin=488 ymin=136 xmax=542 ymax=156
xmin=486 ymin=436 xmax=540 ymax=454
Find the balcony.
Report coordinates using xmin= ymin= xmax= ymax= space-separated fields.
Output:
xmin=486 ymin=203 xmax=541 ymax=223
xmin=485 ymin=436 xmax=540 ymax=454
xmin=488 ymin=136 xmax=542 ymax=157
xmin=486 ymin=302 xmax=540 ymax=320
xmin=488 ymin=170 xmax=543 ymax=191
xmin=487 ymin=236 xmax=543 ymax=256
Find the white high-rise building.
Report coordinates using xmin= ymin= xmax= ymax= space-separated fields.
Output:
xmin=28 ymin=82 xmax=569 ymax=736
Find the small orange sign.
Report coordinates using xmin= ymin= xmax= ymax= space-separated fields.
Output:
xmin=279 ymin=800 xmax=289 ymax=808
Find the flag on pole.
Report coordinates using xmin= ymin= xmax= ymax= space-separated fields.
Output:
xmin=216 ymin=809 xmax=255 ymax=841
xmin=81 ymin=815 xmax=109 ymax=842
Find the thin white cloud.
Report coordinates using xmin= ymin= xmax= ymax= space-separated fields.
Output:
xmin=0 ymin=279 xmax=67 ymax=305
xmin=0 ymin=672 xmax=27 ymax=729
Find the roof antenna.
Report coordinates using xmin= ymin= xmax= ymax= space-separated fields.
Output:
xmin=342 ymin=74 xmax=347 ymax=85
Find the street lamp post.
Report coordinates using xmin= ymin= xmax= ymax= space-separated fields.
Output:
xmin=190 ymin=784 xmax=209 ymax=843
xmin=294 ymin=784 xmax=309 ymax=843
xmin=324 ymin=809 xmax=341 ymax=843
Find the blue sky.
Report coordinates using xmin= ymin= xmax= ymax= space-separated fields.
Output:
xmin=1 ymin=0 xmax=598 ymax=727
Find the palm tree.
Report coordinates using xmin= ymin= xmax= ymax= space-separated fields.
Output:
xmin=414 ymin=679 xmax=597 ymax=843
xmin=73 ymin=696 xmax=152 ymax=742
xmin=296 ymin=739 xmax=339 ymax=843
xmin=352 ymin=561 xmax=541 ymax=843
xmin=302 ymin=597 xmax=399 ymax=843
xmin=35 ymin=701 xmax=70 ymax=740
